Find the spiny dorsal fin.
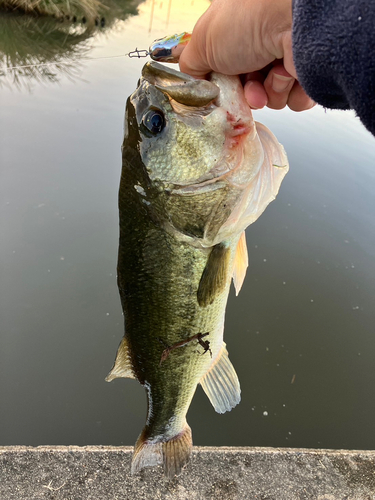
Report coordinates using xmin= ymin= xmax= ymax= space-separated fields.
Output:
xmin=131 ymin=424 xmax=192 ymax=478
xmin=197 ymin=243 xmax=230 ymax=307
xmin=105 ymin=337 xmax=135 ymax=382
xmin=232 ymin=231 xmax=249 ymax=296
xmin=200 ymin=343 xmax=241 ymax=414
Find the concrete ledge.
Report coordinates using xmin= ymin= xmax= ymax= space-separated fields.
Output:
xmin=1 ymin=446 xmax=375 ymax=499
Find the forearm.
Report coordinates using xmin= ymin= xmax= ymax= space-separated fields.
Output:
xmin=292 ymin=0 xmax=375 ymax=134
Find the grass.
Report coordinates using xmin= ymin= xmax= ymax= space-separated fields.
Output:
xmin=0 ymin=0 xmax=106 ymax=22
xmin=0 ymin=1 xmax=141 ymax=88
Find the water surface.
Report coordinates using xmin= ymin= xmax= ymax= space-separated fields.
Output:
xmin=1 ymin=0 xmax=375 ymax=450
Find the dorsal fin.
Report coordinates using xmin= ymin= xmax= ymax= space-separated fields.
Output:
xmin=232 ymin=231 xmax=249 ymax=295
xmin=200 ymin=343 xmax=241 ymax=413
xmin=197 ymin=243 xmax=230 ymax=307
xmin=105 ymin=337 xmax=135 ymax=382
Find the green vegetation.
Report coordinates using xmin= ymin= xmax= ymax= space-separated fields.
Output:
xmin=0 ymin=0 xmax=104 ymax=22
xmin=0 ymin=0 xmax=141 ymax=23
xmin=0 ymin=1 xmax=141 ymax=88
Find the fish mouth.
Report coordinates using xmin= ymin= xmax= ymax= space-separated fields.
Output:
xmin=141 ymin=62 xmax=252 ymax=141
xmin=140 ymin=62 xmax=256 ymax=192
xmin=141 ymin=61 xmax=220 ymax=107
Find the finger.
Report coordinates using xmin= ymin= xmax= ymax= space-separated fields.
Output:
xmin=286 ymin=83 xmax=315 ymax=112
xmin=263 ymin=65 xmax=295 ymax=110
xmin=179 ymin=42 xmax=209 ymax=78
xmin=243 ymin=79 xmax=268 ymax=109
xmin=179 ymin=17 xmax=212 ymax=78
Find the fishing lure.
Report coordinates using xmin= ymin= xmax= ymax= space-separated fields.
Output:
xmin=129 ymin=33 xmax=191 ymax=62
xmin=149 ymin=32 xmax=191 ymax=63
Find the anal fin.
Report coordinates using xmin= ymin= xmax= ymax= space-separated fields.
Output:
xmin=200 ymin=343 xmax=241 ymax=413
xmin=105 ymin=336 xmax=135 ymax=382
xmin=232 ymin=231 xmax=248 ymax=296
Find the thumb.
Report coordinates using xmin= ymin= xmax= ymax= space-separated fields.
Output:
xmin=280 ymin=32 xmax=298 ymax=79
xmin=179 ymin=29 xmax=211 ymax=78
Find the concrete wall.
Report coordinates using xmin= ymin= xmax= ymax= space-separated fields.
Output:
xmin=1 ymin=446 xmax=375 ymax=499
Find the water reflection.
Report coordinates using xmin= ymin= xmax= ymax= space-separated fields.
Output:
xmin=2 ymin=0 xmax=375 ymax=452
xmin=0 ymin=13 xmax=90 ymax=88
xmin=0 ymin=1 xmax=142 ymax=89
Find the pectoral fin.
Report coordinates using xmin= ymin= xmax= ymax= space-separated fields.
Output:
xmin=200 ymin=343 xmax=241 ymax=413
xmin=197 ymin=243 xmax=230 ymax=307
xmin=232 ymin=231 xmax=248 ymax=296
xmin=105 ymin=337 xmax=135 ymax=382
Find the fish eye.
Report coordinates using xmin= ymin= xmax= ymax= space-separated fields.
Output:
xmin=142 ymin=109 xmax=165 ymax=134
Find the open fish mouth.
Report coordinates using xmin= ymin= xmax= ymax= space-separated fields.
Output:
xmin=139 ymin=61 xmax=257 ymax=191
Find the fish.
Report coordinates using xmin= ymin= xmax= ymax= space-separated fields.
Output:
xmin=106 ymin=61 xmax=288 ymax=478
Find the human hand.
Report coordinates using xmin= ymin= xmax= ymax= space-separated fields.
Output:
xmin=179 ymin=0 xmax=314 ymax=111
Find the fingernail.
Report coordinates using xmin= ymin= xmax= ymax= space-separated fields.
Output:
xmin=272 ymin=74 xmax=294 ymax=93
xmin=244 ymin=80 xmax=268 ymax=109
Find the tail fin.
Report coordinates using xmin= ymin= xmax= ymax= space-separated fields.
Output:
xmin=162 ymin=425 xmax=192 ymax=478
xmin=131 ymin=424 xmax=192 ymax=478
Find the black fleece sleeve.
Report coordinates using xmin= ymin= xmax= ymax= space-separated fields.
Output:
xmin=292 ymin=0 xmax=375 ymax=136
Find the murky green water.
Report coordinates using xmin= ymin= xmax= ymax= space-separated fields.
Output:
xmin=1 ymin=0 xmax=375 ymax=450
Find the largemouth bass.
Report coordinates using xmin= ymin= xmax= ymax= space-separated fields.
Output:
xmin=106 ymin=61 xmax=288 ymax=478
